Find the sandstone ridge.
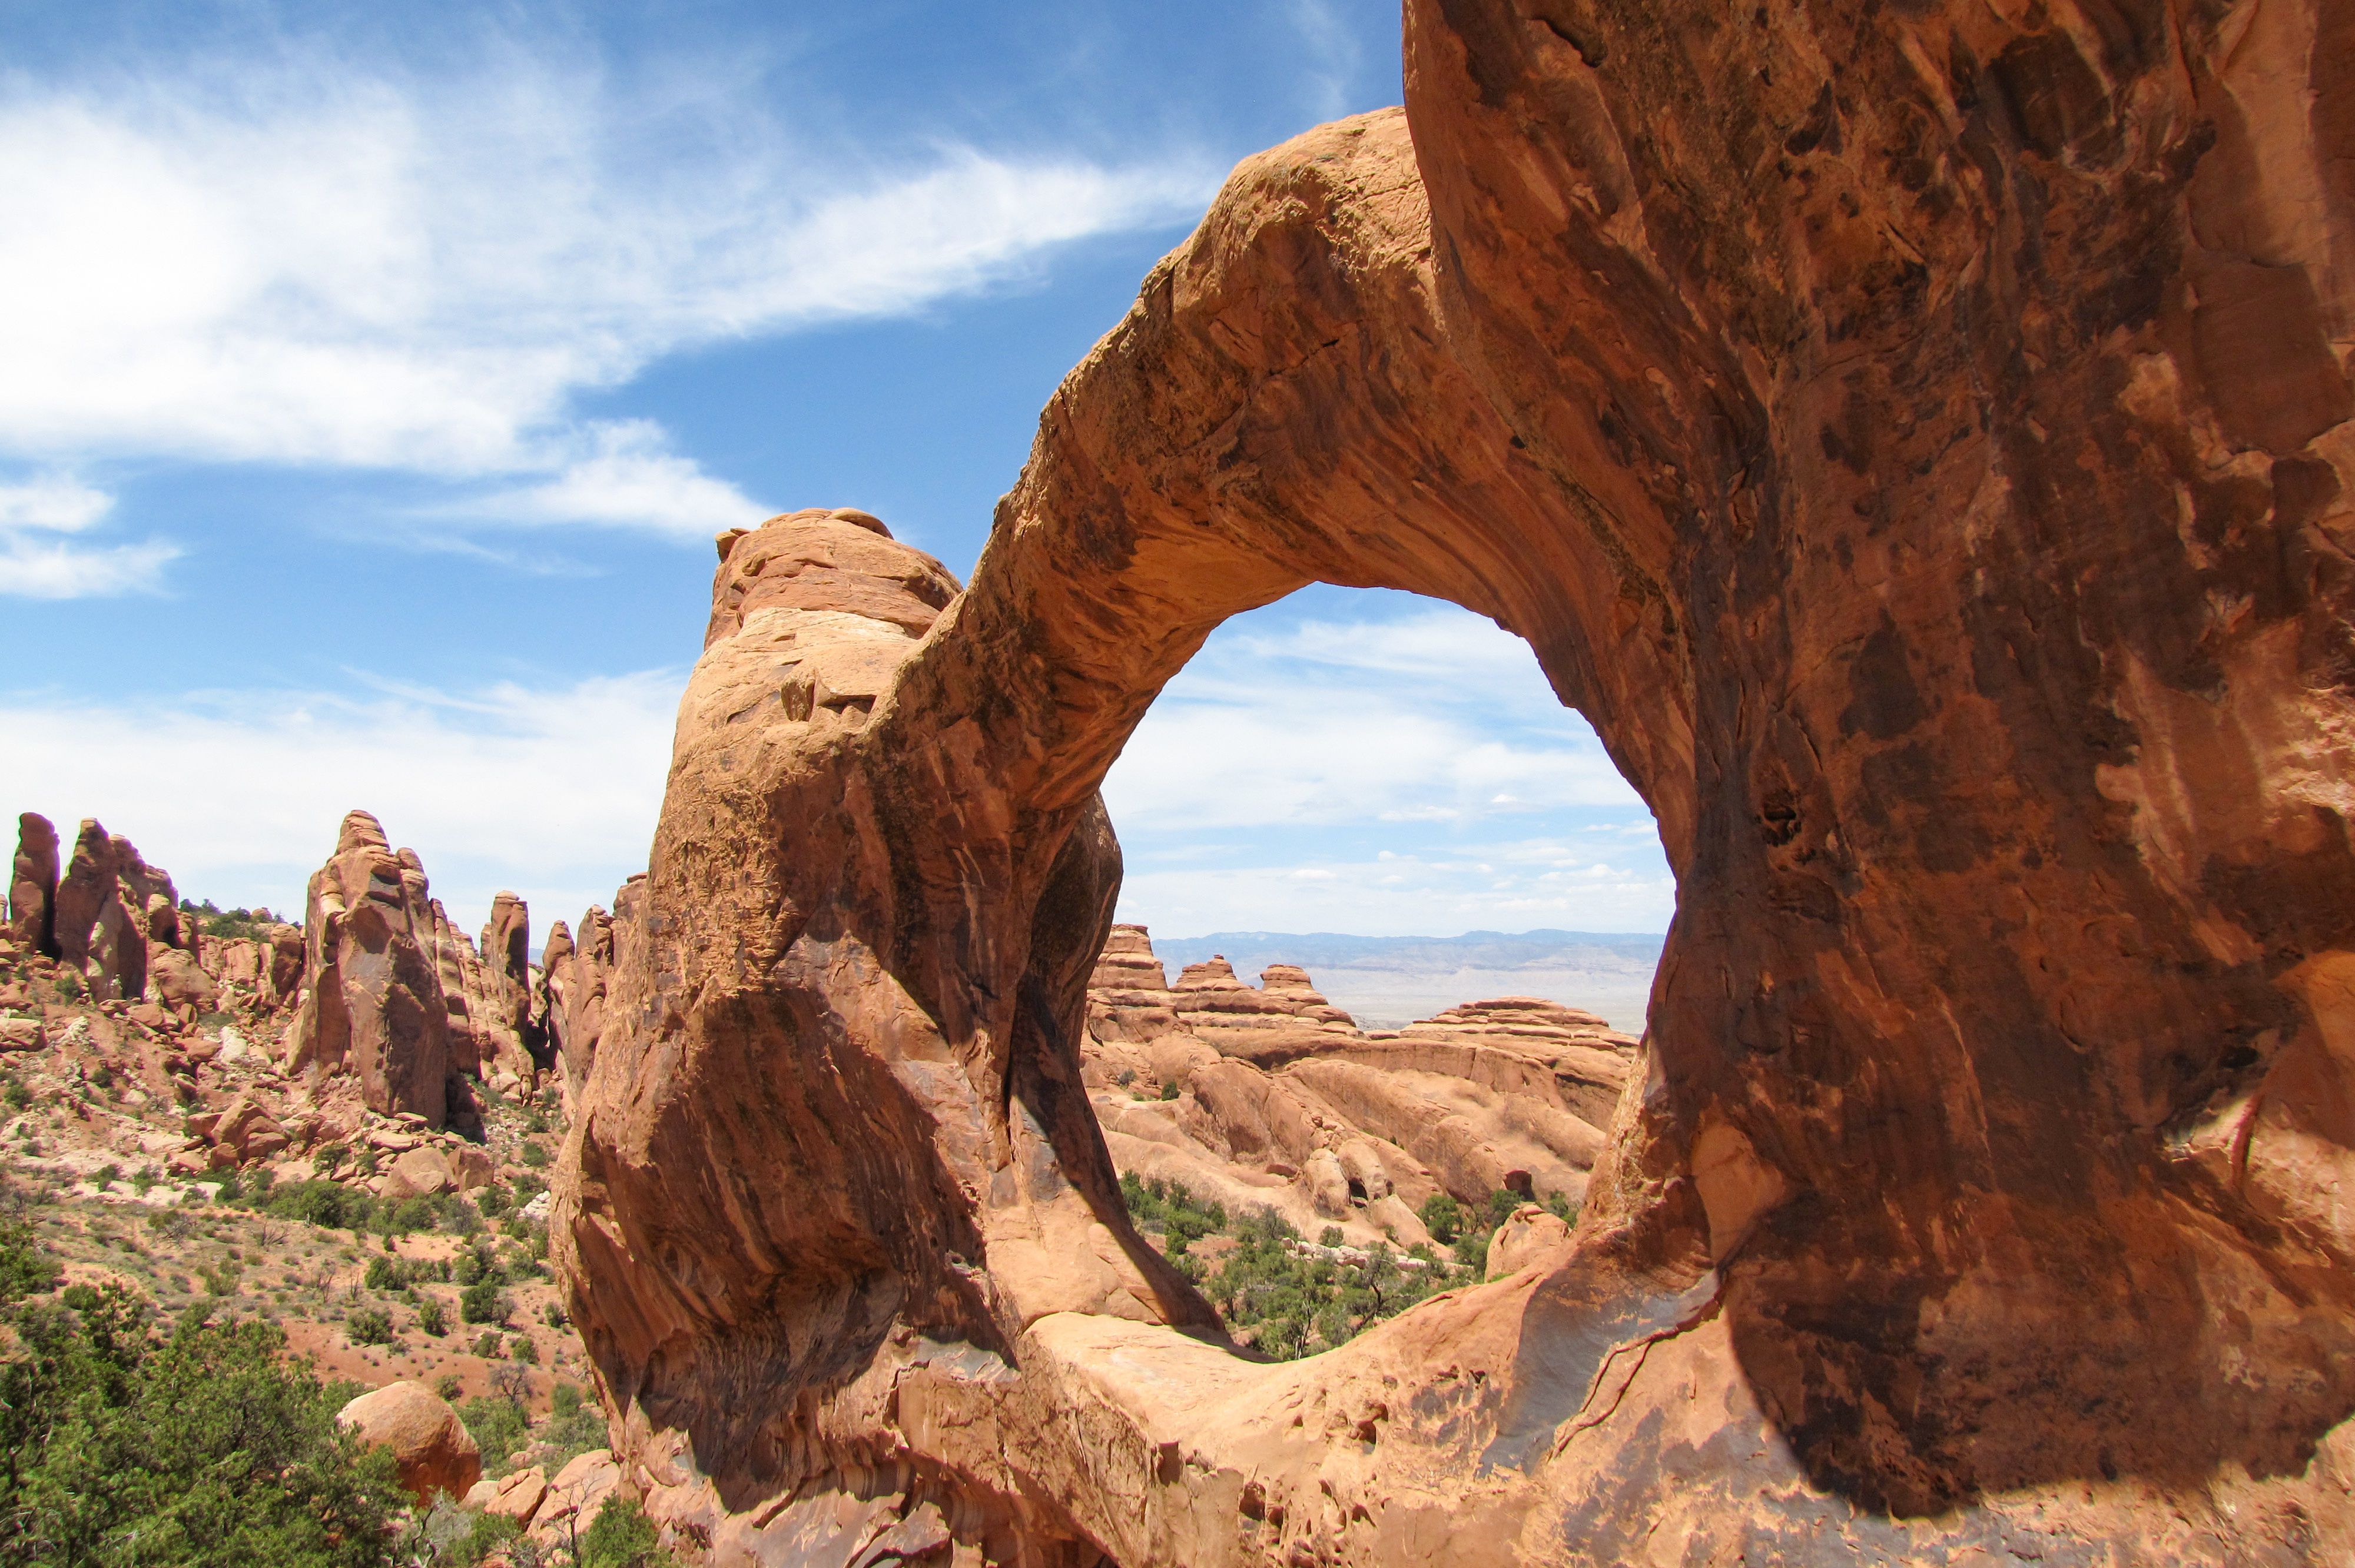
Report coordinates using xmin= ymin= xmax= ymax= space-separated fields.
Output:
xmin=1084 ymin=924 xmax=1635 ymax=1243
xmin=555 ymin=2 xmax=2355 ymax=1561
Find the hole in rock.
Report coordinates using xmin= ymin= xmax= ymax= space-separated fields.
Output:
xmin=1084 ymin=586 xmax=1671 ymax=1360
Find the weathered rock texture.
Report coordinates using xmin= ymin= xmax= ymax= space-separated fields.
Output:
xmin=288 ymin=812 xmax=452 ymax=1125
xmin=338 ymin=1380 xmax=483 ymax=1505
xmin=558 ymin=1 xmax=2355 ymax=1560
xmin=36 ymin=818 xmax=198 ymax=1004
xmin=7 ymin=813 xmax=58 ymax=958
xmin=1084 ymin=926 xmax=1634 ymax=1241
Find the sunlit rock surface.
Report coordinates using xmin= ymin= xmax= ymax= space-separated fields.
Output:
xmin=555 ymin=1 xmax=2355 ymax=1560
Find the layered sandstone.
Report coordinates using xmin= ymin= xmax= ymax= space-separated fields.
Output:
xmin=7 ymin=813 xmax=57 ymax=957
xmin=542 ymin=900 xmax=622 ymax=1114
xmin=1083 ymin=926 xmax=1635 ymax=1240
xmin=39 ymin=818 xmax=195 ymax=1004
xmin=558 ymin=1 xmax=2355 ymax=1560
xmin=288 ymin=812 xmax=452 ymax=1125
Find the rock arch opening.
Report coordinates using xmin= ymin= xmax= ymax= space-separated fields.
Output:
xmin=552 ymin=1 xmax=2355 ymax=1555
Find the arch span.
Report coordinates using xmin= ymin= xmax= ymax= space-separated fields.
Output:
xmin=555 ymin=1 xmax=2355 ymax=1559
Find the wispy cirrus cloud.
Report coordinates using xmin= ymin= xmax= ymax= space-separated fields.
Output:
xmin=0 ymin=49 xmax=1217 ymax=560
xmin=0 ymin=475 xmax=179 ymax=599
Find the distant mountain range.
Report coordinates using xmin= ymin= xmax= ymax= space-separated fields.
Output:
xmin=1147 ymin=928 xmax=1663 ymax=1034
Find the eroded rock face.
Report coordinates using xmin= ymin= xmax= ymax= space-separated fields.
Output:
xmin=288 ymin=811 xmax=450 ymax=1125
xmin=559 ymin=2 xmax=2355 ymax=1559
xmin=42 ymin=819 xmax=195 ymax=1003
xmin=480 ymin=891 xmax=540 ymax=1077
xmin=1084 ymin=926 xmax=1634 ymax=1242
xmin=7 ymin=813 xmax=58 ymax=958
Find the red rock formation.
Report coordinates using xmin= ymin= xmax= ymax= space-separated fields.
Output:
xmin=480 ymin=891 xmax=540 ymax=1078
xmin=427 ymin=899 xmax=521 ymax=1090
xmin=544 ymin=901 xmax=623 ymax=1112
xmin=558 ymin=0 xmax=2355 ymax=1557
xmin=44 ymin=819 xmax=197 ymax=1003
xmin=337 ymin=1381 xmax=482 ymax=1506
xmin=288 ymin=810 xmax=450 ymax=1125
xmin=7 ymin=813 xmax=57 ymax=958
xmin=1086 ymin=928 xmax=1633 ymax=1240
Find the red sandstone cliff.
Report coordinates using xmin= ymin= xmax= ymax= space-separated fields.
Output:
xmin=552 ymin=1 xmax=2355 ymax=1560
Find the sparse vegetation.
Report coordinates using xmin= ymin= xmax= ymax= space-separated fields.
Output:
xmin=0 ymin=1224 xmax=401 ymax=1565
xmin=1120 ymin=1172 xmax=1470 ymax=1358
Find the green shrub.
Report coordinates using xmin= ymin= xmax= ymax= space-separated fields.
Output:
xmin=1417 ymin=1192 xmax=1463 ymax=1244
xmin=417 ymin=1298 xmax=449 ymax=1336
xmin=460 ymin=1280 xmax=510 ymax=1324
xmin=457 ymin=1393 xmax=529 ymax=1474
xmin=0 ymin=1278 xmax=401 ymax=1564
xmin=0 ymin=1217 xmax=62 ymax=1304
xmin=1452 ymin=1228 xmax=1490 ymax=1277
xmin=578 ymin=1496 xmax=678 ymax=1568
xmin=1116 ymin=1178 xmax=1464 ymax=1360
xmin=347 ymin=1307 xmax=395 ymax=1346
xmin=472 ymin=1331 xmax=504 ymax=1359
xmin=1159 ymin=1081 xmax=1180 ymax=1101
xmin=434 ymin=1372 xmax=463 ymax=1401
xmin=258 ymin=1178 xmax=380 ymax=1232
xmin=518 ymin=1140 xmax=550 ymax=1170
xmin=542 ymin=1381 xmax=606 ymax=1467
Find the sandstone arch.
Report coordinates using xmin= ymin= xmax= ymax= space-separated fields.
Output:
xmin=556 ymin=1 xmax=2355 ymax=1560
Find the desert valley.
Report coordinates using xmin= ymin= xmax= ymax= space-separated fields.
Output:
xmin=7 ymin=0 xmax=2355 ymax=1564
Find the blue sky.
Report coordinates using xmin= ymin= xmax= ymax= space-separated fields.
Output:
xmin=0 ymin=0 xmax=1673 ymax=944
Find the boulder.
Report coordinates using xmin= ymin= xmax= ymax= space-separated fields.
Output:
xmin=207 ymin=1095 xmax=290 ymax=1164
xmin=383 ymin=1146 xmax=452 ymax=1200
xmin=148 ymin=947 xmax=217 ymax=1012
xmin=482 ymin=1464 xmax=548 ymax=1525
xmin=1483 ymin=1204 xmax=1573 ymax=1282
xmin=1301 ymin=1147 xmax=1351 ymax=1220
xmin=7 ymin=813 xmax=57 ymax=958
xmin=530 ymin=1449 xmax=621 ymax=1545
xmin=286 ymin=812 xmax=449 ymax=1125
xmin=337 ymin=1380 xmax=481 ymax=1504
xmin=449 ymin=1145 xmax=494 ymax=1192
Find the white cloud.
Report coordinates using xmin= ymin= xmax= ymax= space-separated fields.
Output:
xmin=0 ymin=672 xmax=681 ymax=939
xmin=0 ymin=473 xmax=179 ymax=599
xmin=0 ymin=533 xmax=182 ymax=599
xmin=0 ymin=53 xmax=1214 ymax=527
xmin=1102 ymin=598 xmax=1671 ymax=937
xmin=0 ymin=476 xmax=112 ymax=532
xmin=450 ymin=421 xmax=769 ymax=537
xmin=1116 ymin=850 xmax=1677 ymax=939
xmin=1102 ymin=604 xmax=1643 ymax=832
